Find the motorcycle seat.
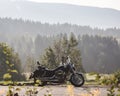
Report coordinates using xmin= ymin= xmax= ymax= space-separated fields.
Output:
xmin=52 ymin=66 xmax=64 ymax=72
xmin=44 ymin=65 xmax=64 ymax=72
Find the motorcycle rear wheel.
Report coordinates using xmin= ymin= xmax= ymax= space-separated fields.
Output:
xmin=70 ymin=73 xmax=84 ymax=87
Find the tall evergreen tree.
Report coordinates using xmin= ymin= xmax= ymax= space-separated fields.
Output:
xmin=41 ymin=47 xmax=57 ymax=68
xmin=41 ymin=33 xmax=84 ymax=72
xmin=0 ymin=43 xmax=24 ymax=81
xmin=25 ymin=56 xmax=36 ymax=72
xmin=68 ymin=33 xmax=84 ymax=72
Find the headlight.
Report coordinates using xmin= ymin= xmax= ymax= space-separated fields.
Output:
xmin=72 ymin=64 xmax=75 ymax=67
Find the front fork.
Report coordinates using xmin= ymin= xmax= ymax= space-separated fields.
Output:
xmin=34 ymin=77 xmax=37 ymax=84
xmin=69 ymin=64 xmax=76 ymax=74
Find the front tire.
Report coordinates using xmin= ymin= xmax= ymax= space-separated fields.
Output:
xmin=70 ymin=73 xmax=84 ymax=87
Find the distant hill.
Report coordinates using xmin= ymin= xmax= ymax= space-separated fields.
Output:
xmin=0 ymin=0 xmax=120 ymax=28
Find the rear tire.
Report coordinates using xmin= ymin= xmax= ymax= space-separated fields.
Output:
xmin=70 ymin=73 xmax=84 ymax=87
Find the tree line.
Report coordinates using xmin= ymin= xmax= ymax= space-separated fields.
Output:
xmin=1 ymin=33 xmax=120 ymax=74
xmin=78 ymin=35 xmax=120 ymax=73
xmin=0 ymin=17 xmax=120 ymax=38
xmin=38 ymin=34 xmax=120 ymax=73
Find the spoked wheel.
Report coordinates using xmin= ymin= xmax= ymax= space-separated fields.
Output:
xmin=70 ymin=73 xmax=84 ymax=87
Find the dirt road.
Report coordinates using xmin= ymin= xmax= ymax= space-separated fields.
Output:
xmin=0 ymin=85 xmax=117 ymax=96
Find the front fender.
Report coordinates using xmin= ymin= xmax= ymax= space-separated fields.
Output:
xmin=75 ymin=72 xmax=86 ymax=81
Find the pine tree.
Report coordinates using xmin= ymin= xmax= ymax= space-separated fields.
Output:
xmin=41 ymin=33 xmax=84 ymax=72
xmin=0 ymin=43 xmax=24 ymax=82
xmin=68 ymin=33 xmax=84 ymax=72
xmin=25 ymin=56 xmax=36 ymax=72
xmin=41 ymin=47 xmax=57 ymax=69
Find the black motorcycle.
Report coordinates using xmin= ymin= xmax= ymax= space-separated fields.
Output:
xmin=29 ymin=61 xmax=84 ymax=87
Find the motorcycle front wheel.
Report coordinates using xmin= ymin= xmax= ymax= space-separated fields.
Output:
xmin=70 ymin=73 xmax=84 ymax=87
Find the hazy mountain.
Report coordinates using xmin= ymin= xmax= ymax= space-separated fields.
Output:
xmin=0 ymin=0 xmax=120 ymax=28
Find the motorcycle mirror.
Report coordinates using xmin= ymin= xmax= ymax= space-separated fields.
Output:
xmin=37 ymin=61 xmax=40 ymax=65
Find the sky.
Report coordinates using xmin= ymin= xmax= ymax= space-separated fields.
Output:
xmin=28 ymin=0 xmax=120 ymax=11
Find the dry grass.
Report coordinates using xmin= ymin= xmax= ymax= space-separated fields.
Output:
xmin=0 ymin=89 xmax=6 ymax=95
xmin=67 ymin=84 xmax=100 ymax=96
xmin=80 ymin=88 xmax=100 ymax=96
xmin=67 ymin=85 xmax=74 ymax=96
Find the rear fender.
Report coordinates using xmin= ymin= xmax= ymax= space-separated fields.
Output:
xmin=29 ymin=73 xmax=34 ymax=79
